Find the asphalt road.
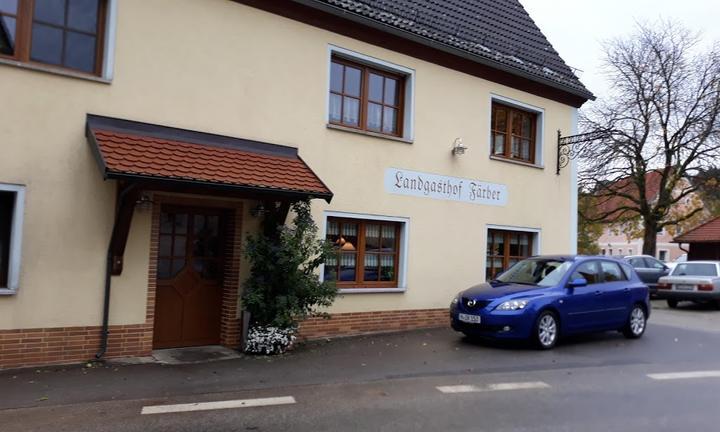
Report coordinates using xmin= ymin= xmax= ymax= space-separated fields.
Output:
xmin=2 ymin=300 xmax=720 ymax=431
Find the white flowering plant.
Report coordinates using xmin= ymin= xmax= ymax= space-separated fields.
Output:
xmin=244 ymin=325 xmax=297 ymax=355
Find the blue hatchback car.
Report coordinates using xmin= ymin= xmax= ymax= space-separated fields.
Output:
xmin=450 ymin=255 xmax=650 ymax=349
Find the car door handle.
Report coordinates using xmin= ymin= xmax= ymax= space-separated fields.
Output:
xmin=624 ymin=288 xmax=630 ymax=292
xmin=594 ymin=290 xmax=603 ymax=296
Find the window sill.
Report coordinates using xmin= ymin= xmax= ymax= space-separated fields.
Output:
xmin=0 ymin=58 xmax=111 ymax=84
xmin=338 ymin=287 xmax=406 ymax=294
xmin=489 ymin=155 xmax=544 ymax=170
xmin=326 ymin=123 xmax=413 ymax=144
xmin=0 ymin=288 xmax=16 ymax=296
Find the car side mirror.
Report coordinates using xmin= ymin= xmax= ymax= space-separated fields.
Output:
xmin=568 ymin=278 xmax=588 ymax=288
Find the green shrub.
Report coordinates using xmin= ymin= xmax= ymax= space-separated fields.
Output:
xmin=242 ymin=200 xmax=337 ymax=329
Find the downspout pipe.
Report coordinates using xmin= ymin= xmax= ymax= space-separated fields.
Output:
xmin=95 ymin=183 xmax=137 ymax=360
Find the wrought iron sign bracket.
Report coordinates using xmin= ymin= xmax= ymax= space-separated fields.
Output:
xmin=556 ymin=130 xmax=605 ymax=175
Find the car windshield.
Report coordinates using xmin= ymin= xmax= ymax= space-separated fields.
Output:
xmin=671 ymin=263 xmax=718 ymax=277
xmin=495 ymin=259 xmax=572 ymax=287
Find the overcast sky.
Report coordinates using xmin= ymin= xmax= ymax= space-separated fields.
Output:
xmin=520 ymin=0 xmax=720 ymax=102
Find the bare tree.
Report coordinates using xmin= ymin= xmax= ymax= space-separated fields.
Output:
xmin=578 ymin=21 xmax=720 ymax=255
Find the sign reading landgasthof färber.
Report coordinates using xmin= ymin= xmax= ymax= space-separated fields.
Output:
xmin=384 ymin=168 xmax=507 ymax=206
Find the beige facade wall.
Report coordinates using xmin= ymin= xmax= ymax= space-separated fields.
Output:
xmin=0 ymin=0 xmax=576 ymax=330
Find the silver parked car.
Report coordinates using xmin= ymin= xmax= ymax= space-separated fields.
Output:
xmin=657 ymin=261 xmax=720 ymax=309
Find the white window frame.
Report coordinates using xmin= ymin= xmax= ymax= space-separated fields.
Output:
xmin=321 ymin=210 xmax=410 ymax=294
xmin=488 ymin=94 xmax=545 ymax=167
xmin=658 ymin=249 xmax=669 ymax=262
xmin=0 ymin=184 xmax=26 ymax=295
xmin=326 ymin=45 xmax=416 ymax=142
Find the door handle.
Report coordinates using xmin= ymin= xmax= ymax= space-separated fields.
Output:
xmin=624 ymin=288 xmax=630 ymax=292
xmin=594 ymin=290 xmax=602 ymax=296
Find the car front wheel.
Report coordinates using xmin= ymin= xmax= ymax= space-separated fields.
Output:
xmin=533 ymin=311 xmax=558 ymax=350
xmin=623 ymin=305 xmax=647 ymax=339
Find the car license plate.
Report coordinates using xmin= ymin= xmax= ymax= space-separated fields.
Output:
xmin=458 ymin=313 xmax=481 ymax=324
xmin=676 ymin=284 xmax=694 ymax=291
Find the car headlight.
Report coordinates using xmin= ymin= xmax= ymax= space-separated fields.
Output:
xmin=451 ymin=296 xmax=459 ymax=305
xmin=496 ymin=300 xmax=529 ymax=311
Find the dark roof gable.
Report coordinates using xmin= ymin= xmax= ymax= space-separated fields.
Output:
xmin=300 ymin=0 xmax=593 ymax=101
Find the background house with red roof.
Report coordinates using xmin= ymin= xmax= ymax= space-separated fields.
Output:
xmin=593 ymin=171 xmax=702 ymax=261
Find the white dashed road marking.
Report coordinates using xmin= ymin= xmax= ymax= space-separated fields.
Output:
xmin=647 ymin=370 xmax=720 ymax=381
xmin=436 ymin=381 xmax=550 ymax=394
xmin=141 ymin=396 xmax=297 ymax=415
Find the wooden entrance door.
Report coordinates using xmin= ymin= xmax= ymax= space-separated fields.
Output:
xmin=153 ymin=207 xmax=226 ymax=349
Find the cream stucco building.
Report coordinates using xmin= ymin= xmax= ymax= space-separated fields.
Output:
xmin=0 ymin=0 xmax=592 ymax=368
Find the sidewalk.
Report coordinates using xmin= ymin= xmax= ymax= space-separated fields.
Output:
xmin=0 ymin=327 xmax=571 ymax=410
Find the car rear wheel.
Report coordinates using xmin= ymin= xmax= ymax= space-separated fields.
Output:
xmin=667 ymin=299 xmax=679 ymax=309
xmin=623 ymin=305 xmax=647 ymax=339
xmin=533 ymin=311 xmax=558 ymax=350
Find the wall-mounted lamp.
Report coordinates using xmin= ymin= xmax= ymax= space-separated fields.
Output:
xmin=451 ymin=137 xmax=467 ymax=156
xmin=135 ymin=192 xmax=154 ymax=211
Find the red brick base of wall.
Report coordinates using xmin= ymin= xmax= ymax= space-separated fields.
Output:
xmin=298 ymin=308 xmax=450 ymax=340
xmin=0 ymin=324 xmax=152 ymax=370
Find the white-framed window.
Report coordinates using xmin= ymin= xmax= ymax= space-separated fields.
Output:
xmin=489 ymin=94 xmax=545 ymax=167
xmin=601 ymin=248 xmax=606 ymax=255
xmin=321 ymin=211 xmax=409 ymax=293
xmin=0 ymin=184 xmax=25 ymax=295
xmin=658 ymin=249 xmax=669 ymax=262
xmin=485 ymin=224 xmax=541 ymax=280
xmin=327 ymin=45 xmax=415 ymax=141
xmin=0 ymin=0 xmax=117 ymax=81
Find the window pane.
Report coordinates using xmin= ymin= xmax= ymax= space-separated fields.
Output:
xmin=339 ymin=253 xmax=356 ymax=281
xmin=337 ymin=222 xmax=358 ymax=251
xmin=324 ymin=254 xmax=338 ymax=281
xmin=511 ymin=112 xmax=522 ymax=135
xmin=0 ymin=16 xmax=16 ymax=55
xmin=329 ymin=93 xmax=342 ymax=122
xmin=365 ymin=224 xmax=380 ymax=252
xmin=160 ymin=214 xmax=173 ymax=234
xmin=384 ymin=78 xmax=398 ymax=105
xmin=326 ymin=219 xmax=339 ymax=237
xmin=382 ymin=107 xmax=397 ymax=134
xmin=34 ymin=0 xmax=66 ymax=26
xmin=64 ymin=31 xmax=96 ymax=73
xmin=368 ymin=73 xmax=383 ymax=102
xmin=522 ymin=114 xmax=532 ymax=138
xmin=493 ymin=134 xmax=505 ymax=155
xmin=520 ymin=139 xmax=531 ymax=161
xmin=381 ymin=225 xmax=395 ymax=251
xmin=494 ymin=108 xmax=506 ymax=131
xmin=159 ymin=235 xmax=172 ymax=257
xmin=0 ymin=0 xmax=17 ymax=14
xmin=330 ymin=62 xmax=343 ymax=93
xmin=0 ymin=191 xmax=13 ymax=288
xmin=511 ymin=137 xmax=521 ymax=158
xmin=30 ymin=24 xmax=63 ymax=66
xmin=67 ymin=0 xmax=99 ymax=33
xmin=342 ymin=97 xmax=359 ymax=126
xmin=344 ymin=66 xmax=361 ymax=97
xmin=174 ymin=214 xmax=188 ymax=234
xmin=367 ymin=102 xmax=382 ymax=131
xmin=173 ymin=235 xmax=186 ymax=257
xmin=363 ymin=253 xmax=379 ymax=281
xmin=509 ymin=233 xmax=520 ymax=256
xmin=380 ymin=255 xmax=395 ymax=281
